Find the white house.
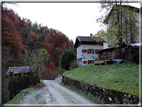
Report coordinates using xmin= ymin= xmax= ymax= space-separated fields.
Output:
xmin=103 ymin=5 xmax=140 ymax=47
xmin=74 ymin=35 xmax=105 ymax=66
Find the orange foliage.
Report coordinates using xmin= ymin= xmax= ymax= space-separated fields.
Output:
xmin=34 ymin=32 xmax=38 ymax=38
xmin=59 ymin=67 xmax=65 ymax=74
xmin=46 ymin=61 xmax=55 ymax=71
xmin=2 ymin=29 xmax=24 ymax=50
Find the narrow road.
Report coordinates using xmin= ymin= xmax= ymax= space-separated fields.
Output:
xmin=43 ymin=78 xmax=94 ymax=104
xmin=18 ymin=77 xmax=95 ymax=104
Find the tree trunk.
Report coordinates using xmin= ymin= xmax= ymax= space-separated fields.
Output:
xmin=119 ymin=38 xmax=123 ymax=59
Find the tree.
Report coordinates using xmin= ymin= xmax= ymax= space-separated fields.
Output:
xmin=24 ymin=49 xmax=49 ymax=84
xmin=60 ymin=48 xmax=75 ymax=70
xmin=94 ymin=0 xmax=139 ymax=58
xmin=32 ymin=21 xmax=38 ymax=33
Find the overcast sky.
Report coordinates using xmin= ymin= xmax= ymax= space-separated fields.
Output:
xmin=2 ymin=1 xmax=141 ymax=43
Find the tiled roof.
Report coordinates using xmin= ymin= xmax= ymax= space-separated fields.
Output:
xmin=77 ymin=36 xmax=104 ymax=42
xmin=6 ymin=66 xmax=31 ymax=75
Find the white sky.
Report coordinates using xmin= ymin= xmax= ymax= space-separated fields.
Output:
xmin=1 ymin=0 xmax=141 ymax=43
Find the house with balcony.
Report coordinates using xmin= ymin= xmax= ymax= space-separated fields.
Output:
xmin=74 ymin=34 xmax=105 ymax=66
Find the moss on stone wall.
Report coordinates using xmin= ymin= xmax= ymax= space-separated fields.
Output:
xmin=62 ymin=76 xmax=139 ymax=104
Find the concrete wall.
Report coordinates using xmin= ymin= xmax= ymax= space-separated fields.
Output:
xmin=77 ymin=44 xmax=104 ymax=66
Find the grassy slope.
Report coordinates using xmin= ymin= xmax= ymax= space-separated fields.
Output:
xmin=5 ymin=80 xmax=45 ymax=104
xmin=63 ymin=62 xmax=139 ymax=96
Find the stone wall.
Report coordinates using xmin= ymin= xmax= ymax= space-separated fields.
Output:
xmin=62 ymin=76 xmax=139 ymax=104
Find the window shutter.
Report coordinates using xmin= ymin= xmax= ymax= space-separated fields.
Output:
xmin=83 ymin=61 xmax=85 ymax=64
xmin=88 ymin=60 xmax=90 ymax=64
xmin=95 ymin=49 xmax=97 ymax=54
xmin=92 ymin=49 xmax=94 ymax=54
xmin=82 ymin=49 xmax=85 ymax=53
xmin=87 ymin=49 xmax=89 ymax=54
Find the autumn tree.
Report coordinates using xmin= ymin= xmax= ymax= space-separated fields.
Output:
xmin=2 ymin=5 xmax=27 ymax=103
xmin=94 ymin=0 xmax=139 ymax=58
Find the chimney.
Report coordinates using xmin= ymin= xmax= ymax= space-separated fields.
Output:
xmin=90 ymin=33 xmax=92 ymax=36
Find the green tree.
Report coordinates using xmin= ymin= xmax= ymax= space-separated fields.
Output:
xmin=94 ymin=0 xmax=139 ymax=58
xmin=24 ymin=48 xmax=49 ymax=84
xmin=60 ymin=48 xmax=75 ymax=70
xmin=32 ymin=21 xmax=38 ymax=33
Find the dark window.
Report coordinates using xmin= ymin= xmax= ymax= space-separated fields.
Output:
xmin=83 ymin=61 xmax=87 ymax=64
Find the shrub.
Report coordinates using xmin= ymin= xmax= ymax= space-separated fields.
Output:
xmin=60 ymin=48 xmax=75 ymax=70
xmin=59 ymin=67 xmax=65 ymax=74
xmin=70 ymin=61 xmax=80 ymax=70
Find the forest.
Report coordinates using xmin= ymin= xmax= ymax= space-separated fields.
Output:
xmin=2 ymin=4 xmax=74 ymax=103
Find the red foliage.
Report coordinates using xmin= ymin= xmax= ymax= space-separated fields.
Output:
xmin=44 ymin=43 xmax=52 ymax=54
xmin=39 ymin=26 xmax=49 ymax=35
xmin=2 ymin=7 xmax=25 ymax=50
xmin=45 ymin=61 xmax=55 ymax=71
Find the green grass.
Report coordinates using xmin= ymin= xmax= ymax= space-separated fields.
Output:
xmin=6 ymin=87 xmax=35 ymax=104
xmin=40 ymin=79 xmax=44 ymax=84
xmin=57 ymin=74 xmax=62 ymax=78
xmin=63 ymin=62 xmax=139 ymax=96
xmin=59 ymin=82 xmax=102 ymax=104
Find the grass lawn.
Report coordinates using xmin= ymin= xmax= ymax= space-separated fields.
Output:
xmin=63 ymin=62 xmax=139 ymax=96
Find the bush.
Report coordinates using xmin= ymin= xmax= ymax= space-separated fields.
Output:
xmin=60 ymin=48 xmax=75 ymax=70
xmin=59 ymin=67 xmax=65 ymax=74
xmin=70 ymin=61 xmax=80 ymax=70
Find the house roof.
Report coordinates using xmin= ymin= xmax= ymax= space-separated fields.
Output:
xmin=75 ymin=36 xmax=105 ymax=48
xmin=104 ymin=5 xmax=140 ymax=24
xmin=77 ymin=36 xmax=104 ymax=42
xmin=6 ymin=66 xmax=31 ymax=76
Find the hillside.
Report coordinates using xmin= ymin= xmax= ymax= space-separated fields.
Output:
xmin=63 ymin=62 xmax=139 ymax=96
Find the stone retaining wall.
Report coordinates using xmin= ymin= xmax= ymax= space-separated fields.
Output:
xmin=62 ymin=76 xmax=139 ymax=104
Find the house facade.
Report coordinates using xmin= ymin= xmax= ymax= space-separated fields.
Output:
xmin=103 ymin=5 xmax=141 ymax=47
xmin=97 ymin=5 xmax=141 ymax=62
xmin=74 ymin=35 xmax=104 ymax=66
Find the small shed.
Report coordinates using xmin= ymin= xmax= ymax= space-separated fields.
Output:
xmin=97 ymin=46 xmax=120 ymax=60
xmin=6 ymin=66 xmax=40 ymax=100
xmin=124 ymin=42 xmax=142 ymax=63
xmin=6 ymin=66 xmax=30 ymax=76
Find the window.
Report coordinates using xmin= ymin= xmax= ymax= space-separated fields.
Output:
xmin=95 ymin=49 xmax=101 ymax=54
xmin=88 ymin=60 xmax=95 ymax=64
xmin=87 ymin=49 xmax=94 ymax=54
xmin=89 ymin=49 xmax=92 ymax=53
xmin=83 ymin=61 xmax=87 ymax=64
xmin=82 ymin=49 xmax=87 ymax=53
